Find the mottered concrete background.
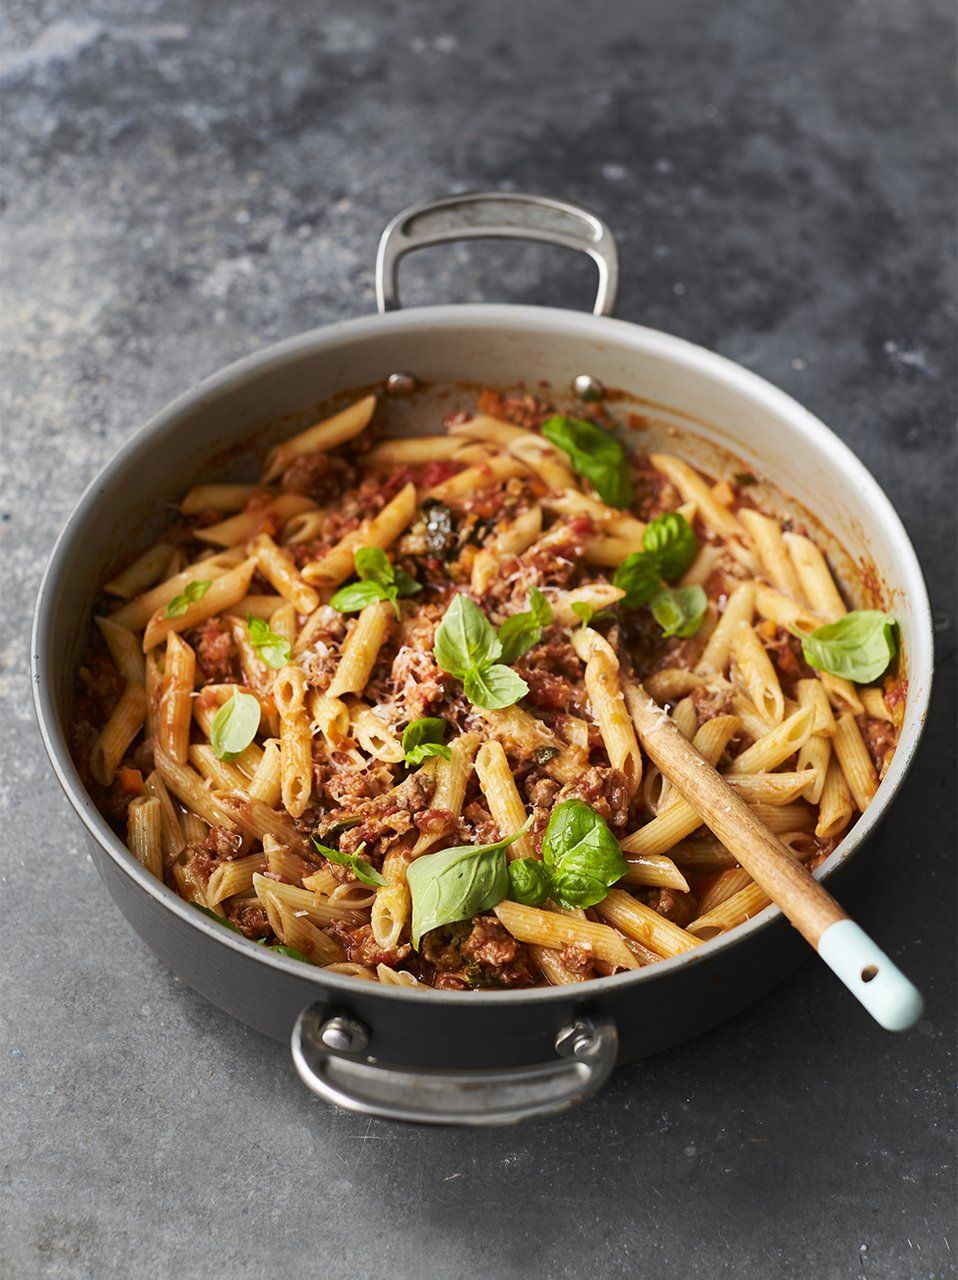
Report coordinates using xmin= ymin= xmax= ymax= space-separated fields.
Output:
xmin=2 ymin=2 xmax=955 ymax=1277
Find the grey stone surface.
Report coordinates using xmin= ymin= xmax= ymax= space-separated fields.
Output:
xmin=2 ymin=1 xmax=955 ymax=1277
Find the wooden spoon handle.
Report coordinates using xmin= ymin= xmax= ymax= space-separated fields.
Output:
xmin=625 ymin=681 xmax=923 ymax=1031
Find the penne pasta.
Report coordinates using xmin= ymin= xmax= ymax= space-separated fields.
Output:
xmin=126 ymin=795 xmax=163 ymax=878
xmin=301 ymin=483 xmax=417 ymax=587
xmin=476 ymin=740 xmax=536 ymax=860
xmin=326 ymin=600 xmax=393 ymax=699
xmin=494 ymin=901 xmax=639 ymax=970
xmin=157 ymin=632 xmax=196 ymax=763
xmin=90 ymin=681 xmax=147 ymax=787
xmin=262 ymin=394 xmax=377 ymax=483
xmin=142 ymin=559 xmax=256 ymax=650
xmin=103 ymin=542 xmax=176 ymax=599
xmin=95 ymin=616 xmax=146 ymax=684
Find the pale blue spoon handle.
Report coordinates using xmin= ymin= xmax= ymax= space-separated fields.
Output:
xmin=818 ymin=920 xmax=924 ymax=1030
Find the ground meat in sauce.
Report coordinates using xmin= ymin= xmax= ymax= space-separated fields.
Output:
xmin=691 ymin=682 xmax=734 ymax=724
xmin=645 ymin=887 xmax=699 ymax=928
xmin=226 ymin=901 xmax=272 ymax=940
xmin=761 ymin=626 xmax=814 ymax=686
xmin=420 ymin=918 xmax=538 ymax=988
xmin=329 ymin=921 xmax=410 ymax=970
xmin=557 ymin=767 xmax=632 ymax=831
xmin=329 ymin=770 xmax=436 ymax=863
xmin=188 ymin=617 xmax=235 ymax=684
xmin=281 ymin=452 xmax=358 ymax=502
xmin=461 ymin=917 xmax=518 ymax=968
xmin=858 ymin=715 xmax=896 ymax=772
xmin=560 ymin=942 xmax=596 ymax=974
xmin=476 ymin=388 xmax=549 ymax=429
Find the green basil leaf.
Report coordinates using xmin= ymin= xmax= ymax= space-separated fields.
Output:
xmin=498 ymin=587 xmax=553 ymax=663
xmin=402 ymin=717 xmax=451 ymax=765
xmin=311 ymin=837 xmax=388 ymax=888
xmin=541 ymin=799 xmax=627 ymax=909
xmin=507 ymin=858 xmax=552 ymax=907
xmin=191 ymin=902 xmax=243 ymax=933
xmin=315 ymin=817 xmax=361 ymax=847
xmin=354 ymin=546 xmax=393 ymax=585
xmin=642 ymin=511 xmax=698 ymax=582
xmin=393 ymin=568 xmax=422 ymax=599
xmin=165 ymin=579 xmax=212 ymax=618
xmin=540 ymin=415 xmax=633 ymax=508
xmin=570 ymin=601 xmax=613 ymax=630
xmin=434 ymin=594 xmax=502 ymax=678
xmin=330 ymin=580 xmax=388 ymax=613
xmin=210 ymin=690 xmax=261 ymax=760
xmin=550 ymin=867 xmax=611 ymax=910
xmin=649 ymin=585 xmax=707 ymax=638
xmin=267 ymin=944 xmax=311 ymax=962
xmin=613 ymin=552 xmax=662 ymax=609
xmin=463 ymin=663 xmax=529 ymax=710
xmin=800 ymin=610 xmax=898 ymax=683
xmin=247 ymin=615 xmax=291 ymax=669
xmin=332 ymin=547 xmax=420 ymax=616
xmin=407 ymin=817 xmax=532 ymax=948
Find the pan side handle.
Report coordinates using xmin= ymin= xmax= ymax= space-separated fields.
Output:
xmin=291 ymin=1007 xmax=619 ymax=1126
xmin=375 ymin=191 xmax=619 ymax=316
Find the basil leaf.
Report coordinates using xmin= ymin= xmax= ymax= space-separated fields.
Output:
xmin=463 ymin=663 xmax=529 ymax=710
xmin=799 ymin=610 xmax=897 ymax=683
xmin=392 ymin=568 xmax=422 ymax=599
xmin=332 ymin=547 xmax=420 ymax=616
xmin=498 ymin=587 xmax=552 ymax=663
xmin=613 ymin=552 xmax=662 ymax=609
xmin=642 ymin=511 xmax=697 ymax=582
xmin=541 ymin=799 xmax=627 ymax=909
xmin=540 ymin=415 xmax=633 ymax=508
xmin=311 ymin=837 xmax=388 ymax=888
xmin=649 ymin=585 xmax=707 ymax=638
xmin=550 ymin=867 xmax=611 ymax=910
xmin=407 ymin=817 xmax=532 ymax=948
xmin=354 ymin=546 xmax=393 ymax=584
xmin=210 ymin=690 xmax=261 ymax=760
xmin=434 ymin=594 xmax=502 ymax=678
xmin=570 ymin=601 xmax=613 ymax=629
xmin=507 ymin=858 xmax=551 ymax=906
xmin=191 ymin=903 xmax=243 ymax=933
xmin=402 ymin=717 xmax=451 ymax=765
xmin=330 ymin=579 xmax=389 ymax=613
xmin=165 ymin=579 xmax=212 ymax=618
xmin=267 ymin=944 xmax=311 ymax=962
xmin=247 ymin=615 xmax=291 ymax=669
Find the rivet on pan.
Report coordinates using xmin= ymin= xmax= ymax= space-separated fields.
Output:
xmin=320 ymin=1015 xmax=369 ymax=1054
xmin=572 ymin=373 xmax=605 ymax=402
xmin=386 ymin=371 xmax=418 ymax=396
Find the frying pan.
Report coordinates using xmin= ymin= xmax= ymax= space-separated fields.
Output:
xmin=32 ymin=193 xmax=933 ymax=1123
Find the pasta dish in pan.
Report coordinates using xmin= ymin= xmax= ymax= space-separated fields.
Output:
xmin=72 ymin=387 xmax=905 ymax=988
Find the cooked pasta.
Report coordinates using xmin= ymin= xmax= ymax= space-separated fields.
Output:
xmin=72 ymin=385 xmax=903 ymax=988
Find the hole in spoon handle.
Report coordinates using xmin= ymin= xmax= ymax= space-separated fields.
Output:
xmin=817 ymin=920 xmax=924 ymax=1031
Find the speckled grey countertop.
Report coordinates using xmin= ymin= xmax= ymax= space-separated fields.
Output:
xmin=2 ymin=2 xmax=955 ymax=1278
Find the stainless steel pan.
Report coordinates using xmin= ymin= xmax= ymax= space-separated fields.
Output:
xmin=32 ymin=193 xmax=933 ymax=1124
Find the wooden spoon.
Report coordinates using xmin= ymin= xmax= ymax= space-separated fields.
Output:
xmin=624 ymin=680 xmax=923 ymax=1030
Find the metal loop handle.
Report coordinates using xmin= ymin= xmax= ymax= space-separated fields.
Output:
xmin=291 ymin=1007 xmax=619 ymax=1126
xmin=375 ymin=191 xmax=620 ymax=316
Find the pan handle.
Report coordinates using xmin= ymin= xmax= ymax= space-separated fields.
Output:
xmin=375 ymin=191 xmax=619 ymax=316
xmin=291 ymin=1006 xmax=619 ymax=1125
